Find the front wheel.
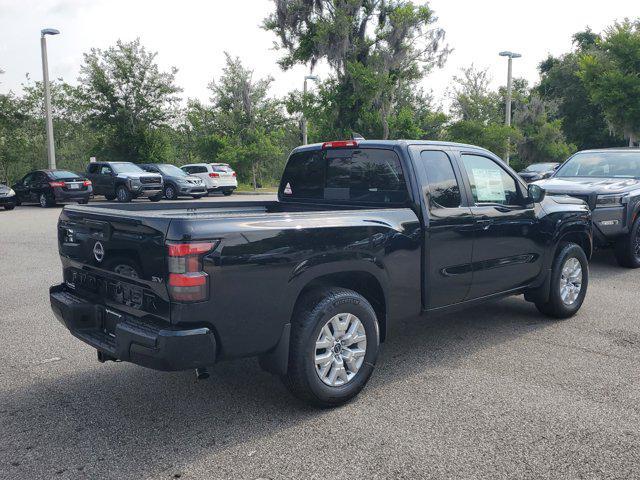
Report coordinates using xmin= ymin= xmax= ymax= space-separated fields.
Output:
xmin=116 ymin=185 xmax=132 ymax=203
xmin=104 ymin=193 xmax=116 ymax=201
xmin=164 ymin=185 xmax=178 ymax=200
xmin=614 ymin=216 xmax=640 ymax=268
xmin=536 ymin=243 xmax=589 ymax=319
xmin=282 ymin=287 xmax=380 ymax=407
xmin=149 ymin=193 xmax=163 ymax=202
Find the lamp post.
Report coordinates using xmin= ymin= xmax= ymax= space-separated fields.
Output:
xmin=41 ymin=28 xmax=60 ymax=170
xmin=499 ymin=50 xmax=521 ymax=165
xmin=301 ymin=75 xmax=319 ymax=145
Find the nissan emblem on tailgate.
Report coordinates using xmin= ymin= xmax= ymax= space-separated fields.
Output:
xmin=93 ymin=241 xmax=105 ymax=262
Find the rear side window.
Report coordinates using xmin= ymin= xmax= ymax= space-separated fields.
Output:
xmin=87 ymin=164 xmax=100 ymax=174
xmin=419 ymin=150 xmax=461 ymax=209
xmin=49 ymin=170 xmax=81 ymax=180
xmin=280 ymin=148 xmax=408 ymax=204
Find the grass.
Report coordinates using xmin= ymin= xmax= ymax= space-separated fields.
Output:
xmin=236 ymin=183 xmax=278 ymax=193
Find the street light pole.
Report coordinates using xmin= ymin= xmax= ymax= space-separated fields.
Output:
xmin=40 ymin=28 xmax=60 ymax=170
xmin=301 ymin=75 xmax=318 ymax=145
xmin=499 ymin=51 xmax=521 ymax=165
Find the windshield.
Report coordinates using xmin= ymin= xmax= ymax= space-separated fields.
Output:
xmin=556 ymin=151 xmax=640 ymax=179
xmin=525 ymin=163 xmax=557 ymax=173
xmin=157 ymin=164 xmax=187 ymax=176
xmin=111 ymin=163 xmax=144 ymax=174
xmin=49 ymin=170 xmax=81 ymax=180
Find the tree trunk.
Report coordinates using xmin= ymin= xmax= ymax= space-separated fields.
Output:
xmin=381 ymin=100 xmax=390 ymax=140
xmin=629 ymin=132 xmax=637 ymax=147
xmin=252 ymin=161 xmax=257 ymax=191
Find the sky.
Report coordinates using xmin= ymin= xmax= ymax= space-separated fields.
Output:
xmin=0 ymin=0 xmax=637 ymax=111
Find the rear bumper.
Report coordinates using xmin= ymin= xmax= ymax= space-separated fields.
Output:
xmin=53 ymin=188 xmax=92 ymax=202
xmin=49 ymin=283 xmax=217 ymax=371
xmin=208 ymin=186 xmax=237 ymax=193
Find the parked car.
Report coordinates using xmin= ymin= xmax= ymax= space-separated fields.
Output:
xmin=536 ymin=148 xmax=640 ymax=268
xmin=50 ymin=140 xmax=592 ymax=407
xmin=12 ymin=169 xmax=92 ymax=208
xmin=181 ymin=163 xmax=237 ymax=195
xmin=139 ymin=163 xmax=207 ymax=200
xmin=86 ymin=162 xmax=163 ymax=203
xmin=0 ymin=183 xmax=17 ymax=210
xmin=518 ymin=162 xmax=560 ymax=183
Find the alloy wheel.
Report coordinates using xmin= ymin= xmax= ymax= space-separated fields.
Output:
xmin=634 ymin=228 xmax=640 ymax=261
xmin=39 ymin=194 xmax=47 ymax=208
xmin=314 ymin=313 xmax=367 ymax=387
xmin=559 ymin=257 xmax=582 ymax=305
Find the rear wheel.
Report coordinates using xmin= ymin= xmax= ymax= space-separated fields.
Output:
xmin=39 ymin=193 xmax=54 ymax=208
xmin=149 ymin=193 xmax=163 ymax=202
xmin=116 ymin=185 xmax=132 ymax=203
xmin=536 ymin=243 xmax=588 ymax=319
xmin=282 ymin=287 xmax=380 ymax=407
xmin=104 ymin=193 xmax=116 ymax=201
xmin=4 ymin=204 xmax=15 ymax=211
xmin=192 ymin=195 xmax=205 ymax=199
xmin=223 ymin=189 xmax=233 ymax=196
xmin=164 ymin=184 xmax=178 ymax=200
xmin=78 ymin=199 xmax=89 ymax=205
xmin=614 ymin=216 xmax=640 ymax=268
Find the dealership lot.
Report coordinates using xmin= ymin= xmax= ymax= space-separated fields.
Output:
xmin=1 ymin=197 xmax=639 ymax=479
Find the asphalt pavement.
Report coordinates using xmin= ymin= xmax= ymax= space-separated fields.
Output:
xmin=1 ymin=195 xmax=639 ymax=479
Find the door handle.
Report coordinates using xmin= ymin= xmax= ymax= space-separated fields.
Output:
xmin=477 ymin=219 xmax=493 ymax=230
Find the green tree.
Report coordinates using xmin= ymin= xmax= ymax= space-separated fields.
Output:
xmin=513 ymin=95 xmax=576 ymax=166
xmin=537 ymin=29 xmax=623 ymax=149
xmin=79 ymin=38 xmax=182 ymax=162
xmin=265 ymin=0 xmax=449 ymax=139
xmin=578 ymin=20 xmax=640 ymax=146
xmin=206 ymin=53 xmax=297 ymax=187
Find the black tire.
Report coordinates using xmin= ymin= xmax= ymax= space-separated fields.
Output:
xmin=282 ymin=287 xmax=380 ymax=407
xmin=614 ymin=216 xmax=640 ymax=268
xmin=104 ymin=193 xmax=116 ymax=201
xmin=192 ymin=195 xmax=205 ymax=199
xmin=78 ymin=199 xmax=89 ymax=205
xmin=39 ymin=193 xmax=54 ymax=208
xmin=116 ymin=185 xmax=132 ymax=203
xmin=4 ymin=204 xmax=15 ymax=211
xmin=149 ymin=193 xmax=163 ymax=202
xmin=164 ymin=184 xmax=178 ymax=200
xmin=535 ymin=242 xmax=589 ymax=319
xmin=223 ymin=189 xmax=233 ymax=196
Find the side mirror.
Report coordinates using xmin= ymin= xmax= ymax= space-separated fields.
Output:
xmin=528 ymin=184 xmax=546 ymax=203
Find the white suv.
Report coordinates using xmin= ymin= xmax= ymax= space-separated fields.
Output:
xmin=181 ymin=163 xmax=238 ymax=196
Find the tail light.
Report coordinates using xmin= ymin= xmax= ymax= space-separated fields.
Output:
xmin=167 ymin=241 xmax=217 ymax=302
xmin=209 ymin=172 xmax=220 ymax=178
xmin=49 ymin=181 xmax=65 ymax=187
xmin=83 ymin=180 xmax=92 ymax=186
xmin=232 ymin=172 xmax=237 ymax=177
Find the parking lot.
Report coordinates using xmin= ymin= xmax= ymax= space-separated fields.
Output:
xmin=1 ymin=196 xmax=639 ymax=480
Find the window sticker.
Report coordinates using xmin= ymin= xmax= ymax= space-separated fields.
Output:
xmin=472 ymin=168 xmax=506 ymax=202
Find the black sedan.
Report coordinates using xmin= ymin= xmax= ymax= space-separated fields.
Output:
xmin=13 ymin=169 xmax=92 ymax=208
xmin=0 ymin=183 xmax=17 ymax=210
xmin=518 ymin=162 xmax=560 ymax=183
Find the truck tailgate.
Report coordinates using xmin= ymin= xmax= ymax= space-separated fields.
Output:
xmin=57 ymin=207 xmax=171 ymax=322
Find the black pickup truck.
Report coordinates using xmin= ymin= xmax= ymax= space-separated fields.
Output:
xmin=50 ymin=140 xmax=592 ymax=406
xmin=536 ymin=148 xmax=640 ymax=268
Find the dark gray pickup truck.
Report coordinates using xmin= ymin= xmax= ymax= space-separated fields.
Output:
xmin=50 ymin=140 xmax=592 ymax=406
